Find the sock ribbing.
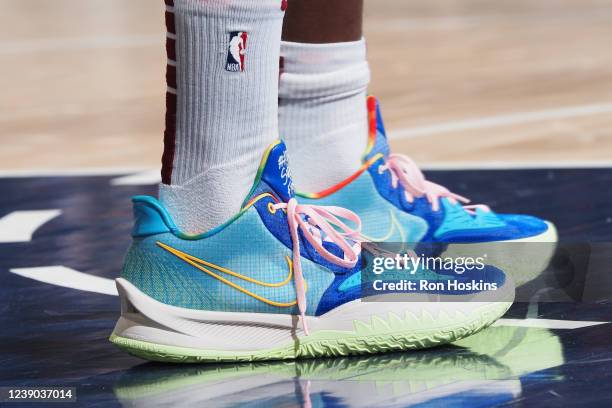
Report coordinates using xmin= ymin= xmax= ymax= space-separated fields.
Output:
xmin=279 ymin=39 xmax=370 ymax=193
xmin=159 ymin=0 xmax=285 ymax=234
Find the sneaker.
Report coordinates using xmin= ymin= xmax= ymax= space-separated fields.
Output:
xmin=298 ymin=96 xmax=558 ymax=285
xmin=109 ymin=140 xmax=512 ymax=362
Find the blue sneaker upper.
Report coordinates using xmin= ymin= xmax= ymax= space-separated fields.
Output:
xmin=122 ymin=140 xmax=508 ymax=318
xmin=298 ymin=97 xmax=550 ymax=244
xmin=123 ymin=141 xmax=354 ymax=316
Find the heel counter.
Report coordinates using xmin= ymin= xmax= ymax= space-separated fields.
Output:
xmin=131 ymin=195 xmax=177 ymax=238
xmin=122 ymin=196 xmax=176 ymax=282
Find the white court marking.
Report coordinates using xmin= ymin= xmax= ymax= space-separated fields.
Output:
xmin=494 ymin=318 xmax=608 ymax=330
xmin=6 ymin=268 xmax=609 ymax=329
xmin=9 ymin=266 xmax=118 ymax=296
xmin=110 ymin=160 xmax=612 ymax=186
xmin=390 ymin=103 xmax=612 ymax=140
xmin=420 ymin=160 xmax=612 ymax=170
xmin=0 ymin=210 xmax=61 ymax=243
xmin=3 ymin=156 xmax=612 ymax=182
xmin=107 ymin=159 xmax=612 ymax=185
xmin=111 ymin=170 xmax=160 ymax=186
xmin=1 ymin=159 xmax=612 ymax=185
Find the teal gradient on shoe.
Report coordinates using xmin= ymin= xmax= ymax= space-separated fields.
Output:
xmin=120 ymin=140 xmax=509 ymax=319
xmin=122 ymin=141 xmax=343 ymax=316
xmin=298 ymin=171 xmax=428 ymax=243
xmin=433 ymin=199 xmax=510 ymax=241
xmin=123 ymin=209 xmax=335 ymax=315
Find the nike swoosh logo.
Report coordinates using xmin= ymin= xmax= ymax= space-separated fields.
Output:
xmin=156 ymin=241 xmax=299 ymax=307
xmin=360 ymin=210 xmax=406 ymax=242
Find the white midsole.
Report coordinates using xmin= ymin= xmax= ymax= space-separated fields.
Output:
xmin=112 ymin=278 xmax=514 ymax=352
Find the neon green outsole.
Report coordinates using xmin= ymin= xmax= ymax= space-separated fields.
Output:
xmin=109 ymin=301 xmax=511 ymax=363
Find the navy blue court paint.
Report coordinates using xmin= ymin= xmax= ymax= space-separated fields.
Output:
xmin=1 ymin=168 xmax=612 ymax=407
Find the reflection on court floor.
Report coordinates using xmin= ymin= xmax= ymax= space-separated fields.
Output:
xmin=1 ymin=168 xmax=611 ymax=406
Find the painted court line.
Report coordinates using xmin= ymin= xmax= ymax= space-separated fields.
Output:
xmin=0 ymin=210 xmax=61 ymax=243
xmin=420 ymin=160 xmax=612 ymax=170
xmin=3 ymin=157 xmax=612 ymax=182
xmin=5 ymin=267 xmax=610 ymax=330
xmin=111 ymin=170 xmax=160 ymax=186
xmin=9 ymin=266 xmax=118 ymax=296
xmin=494 ymin=318 xmax=608 ymax=330
xmin=108 ymin=160 xmax=612 ymax=184
xmin=390 ymin=103 xmax=612 ymax=140
xmin=1 ymin=158 xmax=612 ymax=185
xmin=1 ymin=160 xmax=611 ymax=183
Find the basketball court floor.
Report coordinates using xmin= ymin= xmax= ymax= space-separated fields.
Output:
xmin=2 ymin=1 xmax=612 ymax=406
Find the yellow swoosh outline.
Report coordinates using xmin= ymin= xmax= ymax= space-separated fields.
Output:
xmin=360 ymin=210 xmax=405 ymax=242
xmin=156 ymin=241 xmax=300 ymax=307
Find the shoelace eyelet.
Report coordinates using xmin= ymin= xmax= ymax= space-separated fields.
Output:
xmin=378 ymin=165 xmax=386 ymax=175
xmin=267 ymin=202 xmax=277 ymax=215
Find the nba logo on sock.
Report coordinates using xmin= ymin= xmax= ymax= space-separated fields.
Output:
xmin=226 ymin=31 xmax=248 ymax=72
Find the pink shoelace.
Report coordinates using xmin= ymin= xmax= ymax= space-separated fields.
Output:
xmin=271 ymin=198 xmax=362 ymax=335
xmin=378 ymin=153 xmax=490 ymax=214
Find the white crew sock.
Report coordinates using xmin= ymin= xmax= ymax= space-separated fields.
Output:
xmin=279 ymin=38 xmax=370 ymax=192
xmin=159 ymin=0 xmax=285 ymax=234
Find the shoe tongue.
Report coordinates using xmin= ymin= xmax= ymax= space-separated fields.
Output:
xmin=363 ymin=96 xmax=391 ymax=162
xmin=257 ymin=140 xmax=295 ymax=202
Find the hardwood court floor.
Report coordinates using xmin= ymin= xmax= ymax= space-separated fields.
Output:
xmin=1 ymin=0 xmax=612 ymax=170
